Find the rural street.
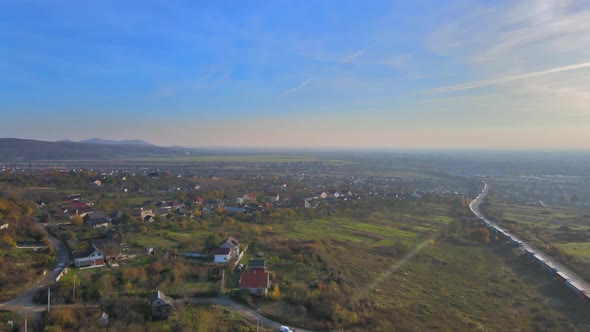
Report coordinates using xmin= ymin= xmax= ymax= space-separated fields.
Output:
xmin=0 ymin=222 xmax=312 ymax=331
xmin=0 ymin=223 xmax=71 ymax=325
xmin=470 ymin=181 xmax=590 ymax=294
xmin=184 ymin=296 xmax=315 ymax=332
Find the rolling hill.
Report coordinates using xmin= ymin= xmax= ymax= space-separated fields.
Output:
xmin=77 ymin=138 xmax=155 ymax=146
xmin=0 ymin=138 xmax=185 ymax=161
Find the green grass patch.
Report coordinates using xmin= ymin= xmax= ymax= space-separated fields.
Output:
xmin=555 ymin=242 xmax=590 ymax=259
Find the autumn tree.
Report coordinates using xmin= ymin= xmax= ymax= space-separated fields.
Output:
xmin=46 ymin=308 xmax=75 ymax=328
xmin=470 ymin=228 xmax=490 ymax=244
xmin=0 ymin=234 xmax=16 ymax=248
xmin=268 ymin=284 xmax=281 ymax=300
xmin=70 ymin=214 xmax=83 ymax=226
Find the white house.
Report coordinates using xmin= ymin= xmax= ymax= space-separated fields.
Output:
xmin=73 ymin=245 xmax=104 ymax=268
xmin=219 ymin=236 xmax=240 ymax=260
xmin=213 ymin=247 xmax=231 ymax=263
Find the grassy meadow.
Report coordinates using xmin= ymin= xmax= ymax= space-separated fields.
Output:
xmin=245 ymin=201 xmax=590 ymax=331
xmin=42 ymin=198 xmax=590 ymax=330
xmin=481 ymin=197 xmax=590 ymax=280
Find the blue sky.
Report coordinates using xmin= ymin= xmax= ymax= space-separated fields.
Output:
xmin=1 ymin=0 xmax=589 ymax=149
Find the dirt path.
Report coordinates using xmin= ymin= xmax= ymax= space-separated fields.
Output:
xmin=184 ymin=297 xmax=316 ymax=332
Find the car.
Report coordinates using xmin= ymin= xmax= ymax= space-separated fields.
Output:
xmin=280 ymin=326 xmax=294 ymax=332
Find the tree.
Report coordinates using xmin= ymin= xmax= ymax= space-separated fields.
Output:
xmin=0 ymin=234 xmax=16 ymax=248
xmin=470 ymin=228 xmax=490 ymax=244
xmin=204 ymin=233 xmax=222 ymax=252
xmin=268 ymin=284 xmax=281 ymax=300
xmin=46 ymin=308 xmax=75 ymax=328
xmin=70 ymin=215 xmax=83 ymax=226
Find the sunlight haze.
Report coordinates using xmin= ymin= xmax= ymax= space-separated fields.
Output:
xmin=1 ymin=0 xmax=589 ymax=149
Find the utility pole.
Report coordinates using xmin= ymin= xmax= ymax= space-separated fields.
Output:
xmin=73 ymin=274 xmax=76 ymax=300
xmin=257 ymin=308 xmax=260 ymax=332
xmin=47 ymin=286 xmax=51 ymax=313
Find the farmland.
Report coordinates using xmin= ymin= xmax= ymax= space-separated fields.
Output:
xmin=2 ymin=152 xmax=590 ymax=330
xmin=249 ymin=203 xmax=590 ymax=331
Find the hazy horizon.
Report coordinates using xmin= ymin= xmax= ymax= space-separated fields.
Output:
xmin=1 ymin=1 xmax=589 ymax=149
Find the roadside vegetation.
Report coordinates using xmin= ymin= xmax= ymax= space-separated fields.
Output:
xmin=481 ymin=187 xmax=590 ymax=282
xmin=0 ymin=198 xmax=54 ymax=302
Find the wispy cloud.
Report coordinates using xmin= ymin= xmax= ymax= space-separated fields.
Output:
xmin=427 ymin=1 xmax=590 ymax=71
xmin=354 ymin=61 xmax=590 ymax=104
xmin=278 ymin=79 xmax=313 ymax=97
xmin=279 ymin=48 xmax=366 ymax=97
xmin=339 ymin=49 xmax=366 ymax=64
xmin=422 ymin=61 xmax=590 ymax=94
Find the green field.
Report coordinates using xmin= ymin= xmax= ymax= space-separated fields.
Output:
xmin=125 ymin=229 xmax=197 ymax=250
xmin=245 ymin=201 xmax=590 ymax=330
xmin=134 ymin=155 xmax=320 ymax=163
xmin=495 ymin=203 xmax=589 ymax=230
xmin=482 ymin=191 xmax=590 ymax=291
xmin=555 ymin=242 xmax=590 ymax=260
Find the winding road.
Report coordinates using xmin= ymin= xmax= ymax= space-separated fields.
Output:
xmin=185 ymin=297 xmax=315 ymax=332
xmin=0 ymin=223 xmax=71 ymax=330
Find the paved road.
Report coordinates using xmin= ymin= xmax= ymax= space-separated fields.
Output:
xmin=0 ymin=223 xmax=71 ymax=328
xmin=185 ymin=297 xmax=315 ymax=332
xmin=470 ymin=181 xmax=590 ymax=293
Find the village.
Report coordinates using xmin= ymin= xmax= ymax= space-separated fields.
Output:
xmin=0 ymin=164 xmax=481 ymax=330
xmin=3 ymin=158 xmax=590 ymax=331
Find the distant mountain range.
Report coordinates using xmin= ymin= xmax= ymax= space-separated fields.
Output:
xmin=58 ymin=138 xmax=155 ymax=146
xmin=0 ymin=138 xmax=184 ymax=161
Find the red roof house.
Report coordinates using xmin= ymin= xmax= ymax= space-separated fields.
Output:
xmin=239 ymin=270 xmax=270 ymax=295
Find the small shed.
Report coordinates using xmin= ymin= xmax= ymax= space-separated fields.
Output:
xmin=150 ymin=290 xmax=174 ymax=320
xmin=98 ymin=312 xmax=109 ymax=326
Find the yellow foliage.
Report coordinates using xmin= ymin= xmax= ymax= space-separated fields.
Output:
xmin=46 ymin=308 xmax=75 ymax=327
xmin=70 ymin=215 xmax=83 ymax=226
xmin=268 ymin=284 xmax=281 ymax=300
xmin=0 ymin=234 xmax=16 ymax=248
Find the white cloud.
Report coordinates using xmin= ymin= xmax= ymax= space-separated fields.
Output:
xmin=421 ymin=61 xmax=590 ymax=94
xmin=416 ymin=0 xmax=590 ymax=118
xmin=428 ymin=1 xmax=590 ymax=66
xmin=339 ymin=49 xmax=366 ymax=64
xmin=279 ymin=48 xmax=366 ymax=97
xmin=278 ymin=79 xmax=313 ymax=97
